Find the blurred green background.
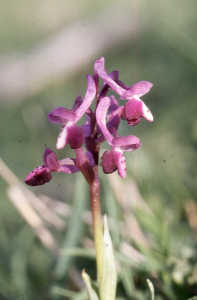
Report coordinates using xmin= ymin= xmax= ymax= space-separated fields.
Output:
xmin=0 ymin=0 xmax=197 ymax=299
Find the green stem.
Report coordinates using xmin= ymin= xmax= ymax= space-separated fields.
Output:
xmin=89 ymin=167 xmax=104 ymax=286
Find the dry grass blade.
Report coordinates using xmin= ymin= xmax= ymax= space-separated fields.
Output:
xmin=39 ymin=194 xmax=71 ymax=217
xmin=185 ymin=199 xmax=197 ymax=241
xmin=0 ymin=157 xmax=66 ymax=230
xmin=8 ymin=185 xmax=59 ymax=257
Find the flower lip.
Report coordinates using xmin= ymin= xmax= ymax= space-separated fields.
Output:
xmin=124 ymin=99 xmax=153 ymax=125
xmin=25 ymin=166 xmax=52 ymax=186
xmin=56 ymin=124 xmax=84 ymax=149
xmin=100 ymin=150 xmax=126 ymax=178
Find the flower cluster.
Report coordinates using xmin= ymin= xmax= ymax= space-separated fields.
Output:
xmin=25 ymin=57 xmax=153 ymax=186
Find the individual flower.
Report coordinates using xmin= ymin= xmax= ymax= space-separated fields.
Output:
xmin=25 ymin=148 xmax=79 ymax=186
xmin=48 ymin=74 xmax=96 ymax=149
xmin=96 ymin=97 xmax=140 ymax=178
xmin=94 ymin=57 xmax=153 ymax=125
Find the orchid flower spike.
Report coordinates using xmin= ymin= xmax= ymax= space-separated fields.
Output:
xmin=25 ymin=57 xmax=154 ymax=185
xmin=48 ymin=74 xmax=96 ymax=149
xmin=96 ymin=97 xmax=141 ymax=178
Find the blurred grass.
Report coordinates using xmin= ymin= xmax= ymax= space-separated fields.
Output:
xmin=0 ymin=0 xmax=197 ymax=299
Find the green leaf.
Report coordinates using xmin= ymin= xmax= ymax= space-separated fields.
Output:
xmin=100 ymin=215 xmax=117 ymax=300
xmin=82 ymin=270 xmax=99 ymax=300
xmin=147 ymin=279 xmax=155 ymax=300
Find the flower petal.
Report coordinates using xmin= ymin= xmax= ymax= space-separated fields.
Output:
xmin=48 ymin=107 xmax=75 ymax=124
xmin=94 ymin=57 xmax=125 ymax=97
xmin=107 ymin=114 xmax=120 ymax=133
xmin=74 ymin=74 xmax=96 ymax=123
xmin=81 ymin=114 xmax=91 ymax=137
xmin=108 ymin=95 xmax=119 ymax=114
xmin=71 ymin=94 xmax=83 ymax=111
xmin=123 ymin=99 xmax=153 ymax=125
xmin=112 ymin=135 xmax=141 ymax=151
xmin=43 ymin=148 xmax=60 ymax=171
xmin=100 ymin=150 xmax=118 ymax=174
xmin=96 ymin=96 xmax=113 ymax=145
xmin=123 ymin=81 xmax=153 ymax=98
xmin=99 ymin=70 xmax=119 ymax=98
xmin=57 ymin=124 xmax=84 ymax=149
xmin=59 ymin=165 xmax=80 ymax=173
xmin=25 ymin=166 xmax=52 ymax=186
xmin=100 ymin=150 xmax=126 ymax=178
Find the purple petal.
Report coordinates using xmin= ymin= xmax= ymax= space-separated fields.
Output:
xmin=59 ymin=165 xmax=80 ymax=173
xmin=96 ymin=96 xmax=113 ymax=144
xmin=43 ymin=148 xmax=60 ymax=171
xmin=94 ymin=57 xmax=125 ymax=97
xmin=100 ymin=150 xmax=117 ymax=174
xmin=115 ymin=79 xmax=129 ymax=90
xmin=81 ymin=124 xmax=91 ymax=137
xmin=81 ymin=114 xmax=91 ymax=137
xmin=108 ymin=70 xmax=119 ymax=80
xmin=123 ymin=99 xmax=153 ymax=125
xmin=67 ymin=125 xmax=84 ymax=149
xmin=107 ymin=96 xmax=124 ymax=123
xmin=57 ymin=124 xmax=84 ymax=149
xmin=59 ymin=158 xmax=76 ymax=165
xmin=108 ymin=95 xmax=119 ymax=114
xmin=25 ymin=166 xmax=52 ymax=186
xmin=116 ymin=151 xmax=126 ymax=178
xmin=112 ymin=135 xmax=141 ymax=151
xmin=71 ymin=95 xmax=83 ymax=112
xmin=100 ymin=150 xmax=126 ymax=178
xmin=74 ymin=74 xmax=96 ymax=123
xmin=123 ymin=81 xmax=153 ymax=99
xmin=99 ymin=71 xmax=119 ymax=98
xmin=58 ymin=158 xmax=80 ymax=173
xmin=94 ymin=58 xmax=153 ymax=101
xmin=48 ymin=107 xmax=75 ymax=124
xmin=107 ymin=114 xmax=120 ymax=133
xmin=56 ymin=124 xmax=67 ymax=149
